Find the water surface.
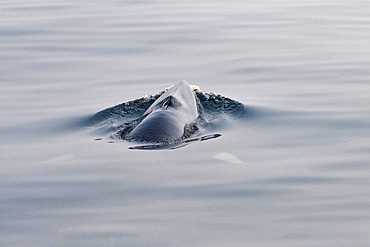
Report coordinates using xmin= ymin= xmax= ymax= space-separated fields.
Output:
xmin=1 ymin=0 xmax=370 ymax=246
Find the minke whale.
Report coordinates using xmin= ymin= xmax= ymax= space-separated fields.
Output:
xmin=125 ymin=80 xmax=199 ymax=143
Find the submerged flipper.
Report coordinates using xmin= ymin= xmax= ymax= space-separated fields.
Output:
xmin=128 ymin=133 xmax=221 ymax=150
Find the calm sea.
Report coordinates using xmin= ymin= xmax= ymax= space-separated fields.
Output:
xmin=1 ymin=0 xmax=370 ymax=246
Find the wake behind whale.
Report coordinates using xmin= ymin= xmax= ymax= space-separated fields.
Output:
xmin=92 ymin=81 xmax=245 ymax=149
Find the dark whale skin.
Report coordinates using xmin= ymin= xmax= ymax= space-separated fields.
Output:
xmin=126 ymin=80 xmax=198 ymax=143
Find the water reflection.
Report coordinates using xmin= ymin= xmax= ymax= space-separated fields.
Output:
xmin=1 ymin=0 xmax=370 ymax=246
xmin=314 ymin=160 xmax=370 ymax=171
xmin=257 ymin=176 xmax=345 ymax=185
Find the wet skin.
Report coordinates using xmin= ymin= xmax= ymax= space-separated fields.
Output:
xmin=126 ymin=81 xmax=198 ymax=143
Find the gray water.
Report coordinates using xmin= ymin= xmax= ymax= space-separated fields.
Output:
xmin=1 ymin=0 xmax=370 ymax=246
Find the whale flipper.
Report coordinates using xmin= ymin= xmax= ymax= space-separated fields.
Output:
xmin=128 ymin=133 xmax=222 ymax=150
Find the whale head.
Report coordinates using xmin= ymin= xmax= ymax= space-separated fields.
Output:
xmin=126 ymin=81 xmax=199 ymax=143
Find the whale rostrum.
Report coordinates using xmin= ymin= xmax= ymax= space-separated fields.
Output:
xmin=126 ymin=80 xmax=199 ymax=143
